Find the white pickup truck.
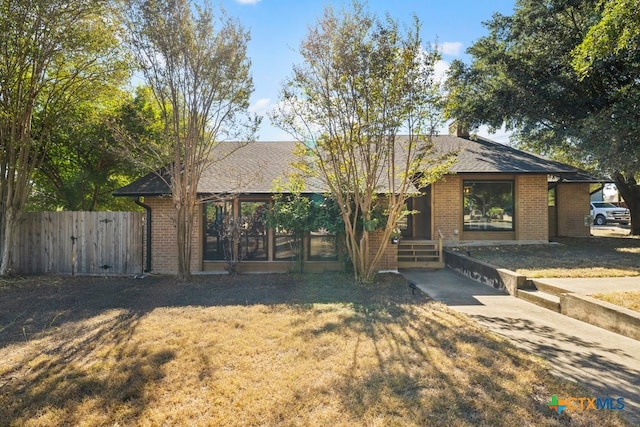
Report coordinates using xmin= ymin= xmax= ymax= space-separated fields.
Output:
xmin=590 ymin=202 xmax=630 ymax=226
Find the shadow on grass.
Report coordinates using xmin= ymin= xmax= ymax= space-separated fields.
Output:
xmin=0 ymin=310 xmax=175 ymax=425
xmin=0 ymin=273 xmax=634 ymax=426
xmin=282 ymin=303 xmax=631 ymax=425
xmin=0 ymin=273 xmax=424 ymax=347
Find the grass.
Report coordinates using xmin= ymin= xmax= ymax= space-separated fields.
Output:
xmin=457 ymin=235 xmax=640 ymax=278
xmin=0 ymin=273 xmax=630 ymax=426
xmin=591 ymin=291 xmax=640 ymax=313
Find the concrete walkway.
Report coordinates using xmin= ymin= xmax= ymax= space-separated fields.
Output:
xmin=401 ymin=268 xmax=640 ymax=425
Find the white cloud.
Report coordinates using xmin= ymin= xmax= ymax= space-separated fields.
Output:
xmin=235 ymin=0 xmax=261 ymax=4
xmin=433 ymin=59 xmax=450 ymax=84
xmin=249 ymin=97 xmax=271 ymax=114
xmin=440 ymin=41 xmax=463 ymax=57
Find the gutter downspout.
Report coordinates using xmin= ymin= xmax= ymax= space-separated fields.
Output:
xmin=135 ymin=197 xmax=152 ymax=273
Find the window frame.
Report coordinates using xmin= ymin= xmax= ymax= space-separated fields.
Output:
xmin=463 ymin=180 xmax=515 ymax=232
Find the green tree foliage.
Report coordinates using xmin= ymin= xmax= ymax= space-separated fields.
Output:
xmin=0 ymin=0 xmax=128 ymax=275
xmin=572 ymin=0 xmax=640 ymax=232
xmin=271 ymin=1 xmax=453 ymax=283
xmin=573 ymin=0 xmax=640 ymax=75
xmin=124 ymin=0 xmax=259 ymax=279
xmin=27 ymin=88 xmax=147 ymax=212
xmin=265 ymin=176 xmax=345 ymax=273
xmin=445 ymin=0 xmax=640 ymax=234
xmin=264 ymin=177 xmax=316 ymax=273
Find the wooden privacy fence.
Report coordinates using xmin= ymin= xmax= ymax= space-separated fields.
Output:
xmin=13 ymin=211 xmax=143 ymax=275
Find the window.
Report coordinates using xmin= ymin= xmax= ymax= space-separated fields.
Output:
xmin=308 ymin=230 xmax=338 ymax=261
xmin=203 ymin=200 xmax=269 ymax=261
xmin=592 ymin=202 xmax=617 ymax=208
xmin=274 ymin=234 xmax=298 ymax=260
xmin=203 ymin=200 xmax=232 ymax=260
xmin=463 ymin=181 xmax=514 ymax=231
xmin=238 ymin=201 xmax=269 ymax=260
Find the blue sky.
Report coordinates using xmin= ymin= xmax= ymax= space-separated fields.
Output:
xmin=222 ymin=0 xmax=517 ymax=142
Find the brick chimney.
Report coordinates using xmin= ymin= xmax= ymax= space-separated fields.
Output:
xmin=448 ymin=120 xmax=470 ymax=138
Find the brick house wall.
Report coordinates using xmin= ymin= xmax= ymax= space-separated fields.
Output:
xmin=432 ymin=174 xmax=549 ymax=243
xmin=432 ymin=175 xmax=462 ymax=242
xmin=368 ymin=230 xmax=398 ymax=271
xmin=556 ymin=182 xmax=590 ymax=237
xmin=140 ymin=174 xmax=566 ymax=274
xmin=144 ymin=197 xmax=202 ymax=273
xmin=514 ymin=174 xmax=549 ymax=241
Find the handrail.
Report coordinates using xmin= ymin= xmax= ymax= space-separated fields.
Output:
xmin=436 ymin=228 xmax=444 ymax=263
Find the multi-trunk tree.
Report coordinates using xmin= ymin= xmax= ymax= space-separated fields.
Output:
xmin=445 ymin=0 xmax=640 ymax=234
xmin=0 ymin=0 xmax=127 ymax=275
xmin=124 ymin=0 xmax=259 ymax=279
xmin=271 ymin=1 xmax=453 ymax=283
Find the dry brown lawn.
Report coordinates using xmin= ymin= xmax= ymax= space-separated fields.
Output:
xmin=0 ymin=273 xmax=631 ymax=426
xmin=458 ymin=235 xmax=640 ymax=278
xmin=591 ymin=291 xmax=640 ymax=313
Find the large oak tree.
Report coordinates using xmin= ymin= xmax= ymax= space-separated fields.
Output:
xmin=572 ymin=0 xmax=640 ymax=233
xmin=445 ymin=0 xmax=640 ymax=234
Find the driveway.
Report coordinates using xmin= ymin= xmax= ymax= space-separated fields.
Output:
xmin=402 ymin=268 xmax=640 ymax=426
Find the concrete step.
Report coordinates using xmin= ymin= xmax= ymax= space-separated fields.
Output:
xmin=530 ymin=280 xmax=571 ymax=297
xmin=398 ymin=261 xmax=445 ymax=269
xmin=398 ymin=259 xmax=441 ymax=265
xmin=398 ymin=253 xmax=439 ymax=260
xmin=516 ymin=288 xmax=561 ymax=312
xmin=398 ymin=239 xmax=442 ymax=269
xmin=398 ymin=249 xmax=438 ymax=255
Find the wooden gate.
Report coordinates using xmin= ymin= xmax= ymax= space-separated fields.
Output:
xmin=13 ymin=211 xmax=143 ymax=275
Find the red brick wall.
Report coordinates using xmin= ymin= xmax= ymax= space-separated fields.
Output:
xmin=368 ymin=230 xmax=398 ymax=271
xmin=431 ymin=174 xmax=549 ymax=243
xmin=144 ymin=197 xmax=202 ymax=273
xmin=432 ymin=176 xmax=462 ymax=242
xmin=556 ymin=183 xmax=591 ymax=237
xmin=515 ymin=174 xmax=548 ymax=241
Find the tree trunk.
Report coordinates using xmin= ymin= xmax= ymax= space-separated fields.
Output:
xmin=613 ymin=172 xmax=640 ymax=235
xmin=175 ymin=204 xmax=193 ymax=281
xmin=0 ymin=208 xmax=18 ymax=276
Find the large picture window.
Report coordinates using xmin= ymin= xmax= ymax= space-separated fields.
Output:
xmin=463 ymin=181 xmax=514 ymax=231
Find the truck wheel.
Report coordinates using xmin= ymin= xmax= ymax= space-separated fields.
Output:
xmin=594 ymin=215 xmax=606 ymax=226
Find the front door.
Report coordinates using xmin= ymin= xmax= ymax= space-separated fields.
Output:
xmin=401 ymin=188 xmax=432 ymax=239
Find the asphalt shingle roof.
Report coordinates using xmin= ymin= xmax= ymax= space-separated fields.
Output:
xmin=114 ymin=136 xmax=583 ymax=197
xmin=431 ymin=135 xmax=577 ymax=174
